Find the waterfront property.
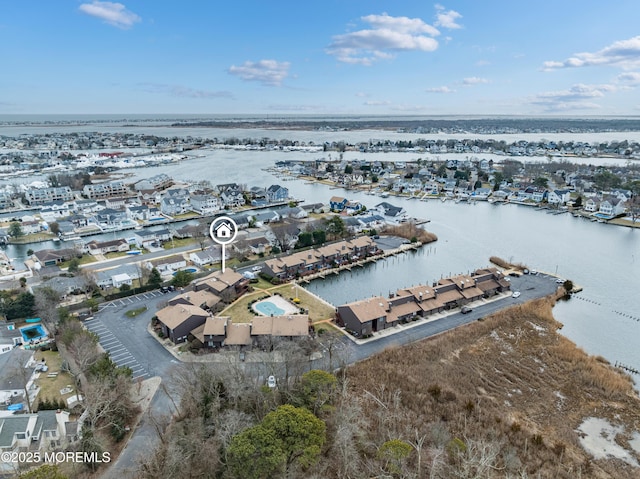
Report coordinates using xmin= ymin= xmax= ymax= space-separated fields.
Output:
xmin=193 ymin=269 xmax=250 ymax=300
xmin=262 ymin=236 xmax=379 ymax=281
xmin=336 ymin=268 xmax=510 ymax=337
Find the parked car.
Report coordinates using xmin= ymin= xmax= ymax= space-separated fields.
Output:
xmin=512 ymin=291 xmax=521 ymax=298
xmin=267 ymin=375 xmax=276 ymax=388
xmin=461 ymin=306 xmax=473 ymax=314
xmin=555 ymin=278 xmax=565 ymax=284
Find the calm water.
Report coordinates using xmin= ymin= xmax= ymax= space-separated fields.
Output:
xmin=1 ymin=127 xmax=639 ymax=378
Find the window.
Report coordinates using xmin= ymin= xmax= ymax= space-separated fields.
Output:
xmin=16 ymin=433 xmax=26 ymax=439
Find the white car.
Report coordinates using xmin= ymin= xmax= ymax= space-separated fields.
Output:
xmin=555 ymin=278 xmax=565 ymax=284
xmin=512 ymin=291 xmax=521 ymax=298
xmin=267 ymin=375 xmax=277 ymax=388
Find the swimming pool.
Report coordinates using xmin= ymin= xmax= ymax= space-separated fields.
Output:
xmin=20 ymin=324 xmax=48 ymax=343
xmin=254 ymin=301 xmax=286 ymax=316
xmin=253 ymin=296 xmax=300 ymax=316
xmin=172 ymin=267 xmax=198 ymax=276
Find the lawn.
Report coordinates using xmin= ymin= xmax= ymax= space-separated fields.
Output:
xmin=125 ymin=306 xmax=147 ymax=318
xmin=59 ymin=254 xmax=98 ymax=269
xmin=163 ymin=237 xmax=197 ymax=249
xmin=8 ymin=232 xmax=58 ymax=244
xmin=219 ymin=282 xmax=336 ymax=324
xmin=33 ymin=350 xmax=77 ymax=410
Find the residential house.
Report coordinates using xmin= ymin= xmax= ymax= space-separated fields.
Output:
xmin=0 ymin=323 xmax=23 ymax=354
xmin=220 ymin=189 xmax=245 ymax=208
xmin=223 ymin=323 xmax=252 ymax=348
xmin=329 ymin=196 xmax=348 ymax=212
xmin=134 ymin=173 xmax=172 ymax=191
xmin=266 ymin=184 xmax=289 ymax=203
xmin=83 ymin=181 xmax=128 ymax=199
xmin=337 ymin=268 xmax=509 ymax=336
xmin=168 ymin=290 xmax=221 ymax=311
xmin=0 ymin=348 xmax=35 ymax=406
xmin=190 ymin=316 xmax=228 ymax=348
xmin=599 ymin=197 xmax=626 ymax=217
xmin=149 ymin=254 xmax=187 ymax=276
xmin=0 ymin=409 xmax=78 ymax=462
xmin=190 ymin=194 xmax=219 ymax=215
xmin=584 ymin=198 xmax=599 ymax=212
xmin=94 ymin=264 xmax=141 ymax=289
xmin=33 ymin=248 xmax=77 ymax=268
xmin=548 ymin=189 xmax=571 ymax=205
xmin=253 ymin=211 xmax=280 ymax=226
xmin=133 ymin=228 xmax=172 ymax=248
xmin=127 ymin=204 xmax=151 ymax=222
xmin=24 ymin=187 xmax=74 ymax=205
xmin=375 ymin=202 xmax=406 ymax=218
xmin=160 ymin=196 xmax=190 ymax=216
xmin=92 ymin=208 xmax=128 ymax=228
xmin=86 ymin=238 xmax=130 ymax=256
xmin=156 ymin=304 xmax=210 ymax=343
xmin=250 ymin=315 xmax=309 ymax=342
xmin=193 ymin=269 xmax=249 ymax=300
xmin=274 ymin=206 xmax=307 ymax=219
xmin=189 ymin=246 xmax=224 ymax=267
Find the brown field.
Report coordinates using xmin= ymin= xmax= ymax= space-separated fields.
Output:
xmin=345 ymin=295 xmax=640 ymax=478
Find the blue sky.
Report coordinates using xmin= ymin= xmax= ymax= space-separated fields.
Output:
xmin=2 ymin=0 xmax=640 ymax=115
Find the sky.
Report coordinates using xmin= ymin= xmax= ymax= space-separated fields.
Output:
xmin=2 ymin=0 xmax=640 ymax=116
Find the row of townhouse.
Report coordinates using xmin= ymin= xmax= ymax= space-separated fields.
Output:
xmin=82 ymin=180 xmax=128 ymax=199
xmin=24 ymin=187 xmax=75 ymax=205
xmin=156 ymin=288 xmax=308 ymax=346
xmin=262 ymin=236 xmax=379 ymax=281
xmin=337 ymin=268 xmax=511 ymax=337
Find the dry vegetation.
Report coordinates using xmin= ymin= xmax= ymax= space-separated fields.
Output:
xmin=490 ymin=255 xmax=529 ymax=271
xmin=344 ymin=296 xmax=640 ymax=478
xmin=383 ymin=223 xmax=438 ymax=243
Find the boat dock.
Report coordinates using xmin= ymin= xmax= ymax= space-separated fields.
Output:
xmin=299 ymin=242 xmax=422 ymax=284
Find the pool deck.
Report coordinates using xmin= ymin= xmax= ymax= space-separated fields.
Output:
xmin=253 ymin=296 xmax=300 ymax=316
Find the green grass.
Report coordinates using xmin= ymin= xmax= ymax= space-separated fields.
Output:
xmin=125 ymin=306 xmax=147 ymax=318
xmin=59 ymin=255 xmax=98 ymax=269
xmin=163 ymin=237 xmax=197 ymax=249
xmin=104 ymin=250 xmax=132 ymax=259
xmin=8 ymin=232 xmax=58 ymax=244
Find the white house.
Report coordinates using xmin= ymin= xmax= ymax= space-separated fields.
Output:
xmin=190 ymin=194 xmax=219 ymax=215
xmin=599 ymin=197 xmax=626 ymax=217
xmin=548 ymin=189 xmax=571 ymax=205
xmin=190 ymin=246 xmax=225 ymax=267
xmin=149 ymin=254 xmax=187 ymax=276
xmin=584 ymin=198 xmax=599 ymax=212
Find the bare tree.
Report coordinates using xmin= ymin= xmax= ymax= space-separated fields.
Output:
xmin=33 ymin=286 xmax=60 ymax=333
xmin=271 ymin=221 xmax=299 ymax=253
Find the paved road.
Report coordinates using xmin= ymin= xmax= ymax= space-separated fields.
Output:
xmin=98 ymin=271 xmax=560 ymax=478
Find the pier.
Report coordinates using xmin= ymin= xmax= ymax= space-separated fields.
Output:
xmin=299 ymin=241 xmax=422 ymax=284
xmin=615 ymin=361 xmax=639 ymax=375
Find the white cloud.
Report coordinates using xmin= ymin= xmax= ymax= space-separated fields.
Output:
xmin=434 ymin=5 xmax=463 ymax=29
xmin=364 ymin=100 xmax=392 ymax=106
xmin=78 ymin=1 xmax=140 ymax=29
xmin=138 ymin=83 xmax=233 ymax=99
xmin=426 ymin=86 xmax=456 ymax=93
xmin=463 ymin=77 xmax=490 ymax=85
xmin=543 ymin=36 xmax=640 ymax=71
xmin=530 ymin=83 xmax=616 ymax=111
xmin=228 ymin=60 xmax=290 ymax=86
xmin=326 ymin=12 xmax=441 ymax=65
xmin=617 ymin=72 xmax=640 ymax=85
xmin=267 ymin=104 xmax=324 ymax=111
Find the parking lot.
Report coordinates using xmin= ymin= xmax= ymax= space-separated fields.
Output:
xmin=98 ymin=290 xmax=164 ymax=312
xmin=84 ymin=291 xmax=177 ymax=382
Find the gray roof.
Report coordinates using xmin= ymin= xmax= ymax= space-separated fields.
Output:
xmin=0 ymin=415 xmax=30 ymax=448
xmin=0 ymin=348 xmax=34 ymax=391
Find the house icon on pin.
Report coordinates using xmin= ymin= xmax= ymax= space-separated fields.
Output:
xmin=214 ymin=222 xmax=233 ymax=239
